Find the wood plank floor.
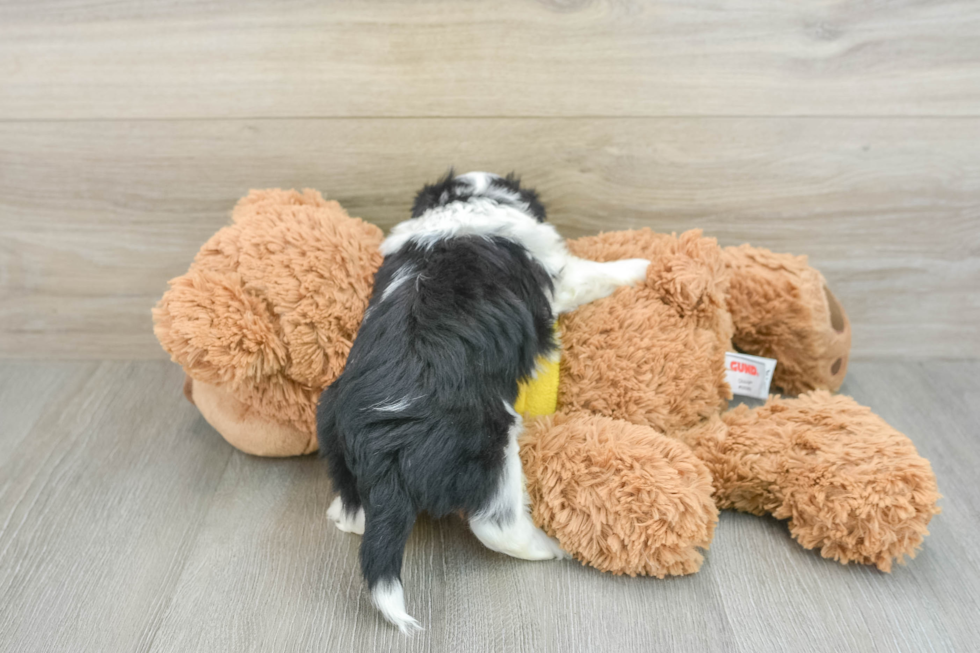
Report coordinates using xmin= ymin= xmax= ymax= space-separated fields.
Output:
xmin=0 ymin=360 xmax=977 ymax=652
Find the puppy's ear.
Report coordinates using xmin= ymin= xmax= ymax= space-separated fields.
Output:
xmin=411 ymin=168 xmax=457 ymax=218
xmin=496 ymin=173 xmax=547 ymax=222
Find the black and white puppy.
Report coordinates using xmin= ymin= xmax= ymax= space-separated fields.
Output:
xmin=317 ymin=171 xmax=650 ymax=632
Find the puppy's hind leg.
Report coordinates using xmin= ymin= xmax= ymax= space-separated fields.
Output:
xmin=469 ymin=408 xmax=565 ymax=561
xmin=553 ymin=255 xmax=650 ymax=314
xmin=318 ymin=387 xmax=365 ymax=534
xmin=328 ymin=495 xmax=365 ymax=535
xmin=323 ymin=450 xmax=364 ymax=534
xmin=322 ymin=442 xmax=364 ymax=534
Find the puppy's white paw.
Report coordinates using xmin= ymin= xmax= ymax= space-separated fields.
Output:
xmin=528 ymin=528 xmax=567 ymax=560
xmin=611 ymin=258 xmax=651 ymax=286
xmin=328 ymin=496 xmax=365 ymax=535
xmin=507 ymin=525 xmax=567 ymax=561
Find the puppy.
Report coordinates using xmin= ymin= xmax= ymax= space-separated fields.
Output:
xmin=317 ymin=171 xmax=650 ymax=632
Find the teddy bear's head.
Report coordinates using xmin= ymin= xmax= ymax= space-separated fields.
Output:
xmin=154 ymin=188 xmax=384 ymax=455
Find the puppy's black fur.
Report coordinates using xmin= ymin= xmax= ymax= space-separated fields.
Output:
xmin=411 ymin=169 xmax=547 ymax=222
xmin=317 ymin=192 xmax=556 ymax=599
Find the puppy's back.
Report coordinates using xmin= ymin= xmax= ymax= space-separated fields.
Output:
xmin=331 ymin=235 xmax=555 ymax=513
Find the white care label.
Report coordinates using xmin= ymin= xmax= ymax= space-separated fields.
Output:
xmin=724 ymin=352 xmax=777 ymax=400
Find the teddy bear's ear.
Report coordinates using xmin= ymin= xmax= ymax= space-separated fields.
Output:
xmin=231 ymin=187 xmax=334 ymax=221
xmin=646 ymin=230 xmax=731 ymax=320
xmin=153 ymin=188 xmax=384 ymax=439
xmin=153 ymin=266 xmax=288 ymax=390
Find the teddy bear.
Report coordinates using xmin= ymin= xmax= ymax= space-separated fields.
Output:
xmin=153 ymin=188 xmax=939 ymax=577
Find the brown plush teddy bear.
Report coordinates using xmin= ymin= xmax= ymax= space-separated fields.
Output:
xmin=154 ymin=188 xmax=939 ymax=577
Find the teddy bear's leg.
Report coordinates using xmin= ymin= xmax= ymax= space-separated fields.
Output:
xmin=723 ymin=244 xmax=851 ymax=393
xmin=521 ymin=411 xmax=719 ymax=577
xmin=684 ymin=392 xmax=940 ymax=571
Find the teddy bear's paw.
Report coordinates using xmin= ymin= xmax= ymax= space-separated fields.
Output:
xmin=779 ymin=457 xmax=940 ymax=572
xmin=328 ymin=496 xmax=365 ymax=535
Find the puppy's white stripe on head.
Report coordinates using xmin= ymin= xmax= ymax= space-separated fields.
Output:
xmin=372 ymin=579 xmax=422 ymax=634
xmin=455 ymin=171 xmax=499 ymax=194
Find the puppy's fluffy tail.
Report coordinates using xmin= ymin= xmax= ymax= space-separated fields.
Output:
xmin=361 ymin=472 xmax=421 ymax=634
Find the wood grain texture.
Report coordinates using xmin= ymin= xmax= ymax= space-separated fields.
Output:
xmin=0 ymin=360 xmax=976 ymax=652
xmin=2 ymin=118 xmax=978 ymax=359
xmin=0 ymin=361 xmax=233 ymax=653
xmin=2 ymin=0 xmax=980 ymax=119
xmin=0 ymin=361 xmax=98 ymax=462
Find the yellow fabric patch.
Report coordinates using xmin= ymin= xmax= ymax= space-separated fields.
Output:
xmin=514 ymin=350 xmax=560 ymax=418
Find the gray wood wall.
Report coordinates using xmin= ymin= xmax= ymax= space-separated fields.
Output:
xmin=1 ymin=0 xmax=978 ymax=359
